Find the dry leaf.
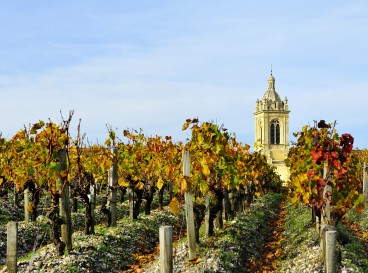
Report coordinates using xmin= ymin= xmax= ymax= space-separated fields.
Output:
xmin=168 ymin=197 xmax=180 ymax=215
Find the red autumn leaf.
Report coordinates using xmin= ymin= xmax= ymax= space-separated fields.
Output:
xmin=333 ymin=160 xmax=340 ymax=169
xmin=316 ymin=178 xmax=325 ymax=190
xmin=307 ymin=169 xmax=317 ymax=178
xmin=310 ymin=149 xmax=323 ymax=164
xmin=340 ymin=133 xmax=354 ymax=153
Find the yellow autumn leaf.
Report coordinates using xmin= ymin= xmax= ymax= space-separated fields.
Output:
xmin=203 ymin=164 xmax=210 ymax=176
xmin=118 ymin=177 xmax=129 ymax=187
xmin=60 ymin=170 xmax=68 ymax=179
xmin=26 ymin=203 xmax=34 ymax=213
xmin=182 ymin=122 xmax=190 ymax=131
xmin=201 ymin=157 xmax=210 ymax=176
xmin=180 ymin=176 xmax=188 ymax=193
xmin=302 ymin=193 xmax=310 ymax=204
xmin=168 ymin=197 xmax=180 ymax=215
xmin=157 ymin=177 xmax=164 ymax=190
xmin=290 ymin=193 xmax=300 ymax=205
xmin=188 ymin=257 xmax=202 ymax=265
xmin=135 ymin=181 xmax=144 ymax=190
xmin=198 ymin=134 xmax=204 ymax=145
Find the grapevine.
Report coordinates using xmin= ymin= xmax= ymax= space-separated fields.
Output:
xmin=286 ymin=120 xmax=364 ymax=225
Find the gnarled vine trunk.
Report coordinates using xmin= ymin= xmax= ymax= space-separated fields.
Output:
xmin=223 ymin=188 xmax=234 ymax=221
xmin=208 ymin=189 xmax=224 ymax=236
xmin=25 ymin=180 xmax=40 ymax=222
xmin=133 ymin=188 xmax=144 ymax=219
xmin=144 ymin=183 xmax=156 ymax=215
xmin=193 ymin=202 xmax=206 ymax=243
xmin=47 ymin=194 xmax=65 ymax=256
xmin=101 ymin=196 xmax=111 ymax=227
xmin=158 ymin=186 xmax=165 ymax=211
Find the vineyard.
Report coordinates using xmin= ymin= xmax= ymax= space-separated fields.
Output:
xmin=0 ymin=115 xmax=368 ymax=273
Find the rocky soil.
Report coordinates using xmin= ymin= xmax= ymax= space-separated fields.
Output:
xmin=1 ymin=193 xmax=368 ymax=273
xmin=142 ymin=194 xmax=366 ymax=273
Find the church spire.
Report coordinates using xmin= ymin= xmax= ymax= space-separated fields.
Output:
xmin=268 ymin=73 xmax=275 ymax=91
xmin=264 ymin=72 xmax=279 ymax=104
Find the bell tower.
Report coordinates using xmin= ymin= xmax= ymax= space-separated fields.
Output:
xmin=254 ymin=72 xmax=290 ymax=181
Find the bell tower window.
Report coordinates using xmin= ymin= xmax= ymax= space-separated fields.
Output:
xmin=260 ymin=126 xmax=263 ymax=144
xmin=270 ymin=120 xmax=280 ymax=144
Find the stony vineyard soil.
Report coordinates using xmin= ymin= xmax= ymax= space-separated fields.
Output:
xmin=1 ymin=193 xmax=368 ymax=273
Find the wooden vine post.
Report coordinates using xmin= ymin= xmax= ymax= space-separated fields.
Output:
xmin=109 ymin=147 xmax=118 ymax=226
xmin=183 ymin=151 xmax=196 ymax=260
xmin=325 ymin=230 xmax=338 ymax=273
xmin=159 ymin=226 xmax=173 ymax=273
xmin=58 ymin=149 xmax=72 ymax=252
xmin=205 ymin=193 xmax=210 ymax=237
xmin=13 ymin=187 xmax=18 ymax=208
xmin=88 ymin=184 xmax=96 ymax=234
xmin=7 ymin=221 xmax=17 ymax=273
xmin=322 ymin=162 xmax=331 ymax=225
xmin=128 ymin=185 xmax=134 ymax=222
xmin=24 ymin=188 xmax=30 ymax=224
xmin=363 ymin=162 xmax=367 ymax=205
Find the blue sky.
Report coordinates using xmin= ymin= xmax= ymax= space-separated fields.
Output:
xmin=0 ymin=1 xmax=367 ymax=148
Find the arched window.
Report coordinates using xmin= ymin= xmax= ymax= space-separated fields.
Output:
xmin=260 ymin=127 xmax=262 ymax=144
xmin=258 ymin=120 xmax=263 ymax=144
xmin=270 ymin=120 xmax=280 ymax=144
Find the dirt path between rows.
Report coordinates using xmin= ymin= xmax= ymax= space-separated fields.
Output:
xmin=247 ymin=198 xmax=287 ymax=273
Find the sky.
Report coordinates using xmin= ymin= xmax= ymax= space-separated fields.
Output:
xmin=0 ymin=1 xmax=367 ymax=149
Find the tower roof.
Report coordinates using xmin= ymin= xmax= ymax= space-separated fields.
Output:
xmin=262 ymin=74 xmax=282 ymax=104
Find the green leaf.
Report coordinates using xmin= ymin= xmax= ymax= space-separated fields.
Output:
xmin=48 ymin=162 xmax=60 ymax=171
xmin=27 ymin=167 xmax=35 ymax=176
xmin=30 ymin=127 xmax=37 ymax=135
xmin=354 ymin=194 xmax=365 ymax=214
xmin=215 ymin=143 xmax=222 ymax=154
xmin=105 ymin=138 xmax=111 ymax=147
xmin=109 ymin=130 xmax=115 ymax=141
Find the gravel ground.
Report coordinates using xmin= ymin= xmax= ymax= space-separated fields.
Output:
xmin=1 ymin=193 xmax=367 ymax=273
xmin=143 ymin=195 xmax=365 ymax=273
xmin=277 ymin=201 xmax=365 ymax=273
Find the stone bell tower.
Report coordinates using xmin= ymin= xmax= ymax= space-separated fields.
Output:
xmin=254 ymin=72 xmax=290 ymax=182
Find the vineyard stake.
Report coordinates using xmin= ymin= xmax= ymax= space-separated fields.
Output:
xmin=322 ymin=162 xmax=331 ymax=224
xmin=13 ymin=186 xmax=18 ymax=208
xmin=129 ymin=187 xmax=134 ymax=222
xmin=24 ymin=187 xmax=30 ymax=224
xmin=88 ymin=184 xmax=96 ymax=233
xmin=109 ymin=147 xmax=118 ymax=226
xmin=7 ymin=221 xmax=17 ymax=273
xmin=183 ymin=151 xmax=196 ymax=260
xmin=59 ymin=149 xmax=72 ymax=252
xmin=205 ymin=193 xmax=210 ymax=237
xmin=316 ymin=216 xmax=320 ymax=235
xmin=325 ymin=230 xmax=337 ymax=273
xmin=363 ymin=162 xmax=367 ymax=205
xmin=160 ymin=226 xmax=173 ymax=273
